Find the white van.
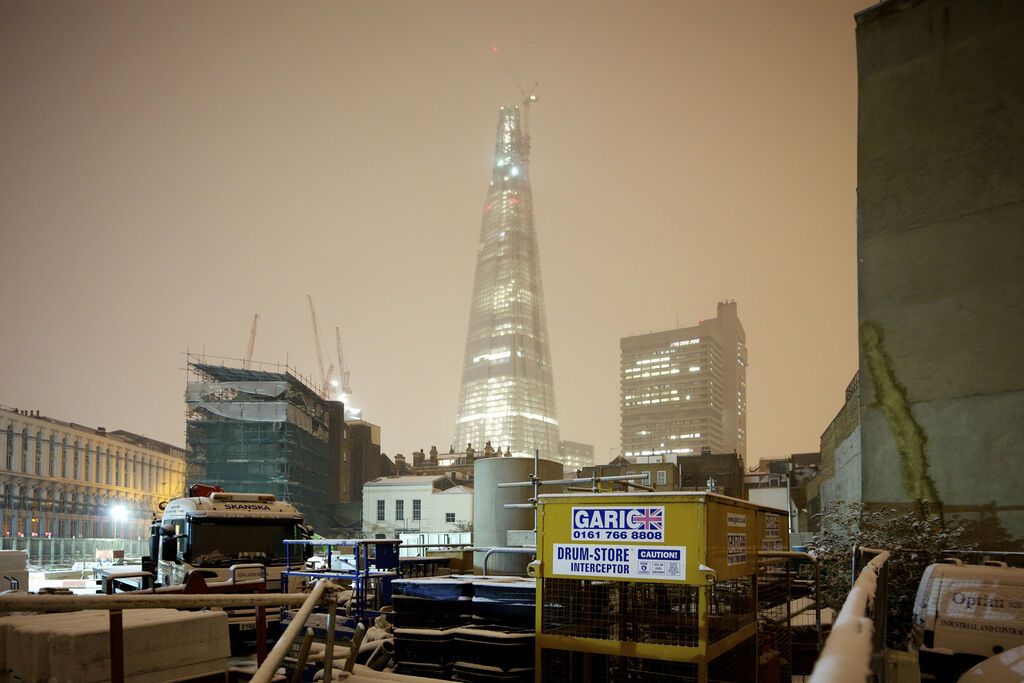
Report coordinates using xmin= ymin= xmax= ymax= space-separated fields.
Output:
xmin=912 ymin=561 xmax=1024 ymax=681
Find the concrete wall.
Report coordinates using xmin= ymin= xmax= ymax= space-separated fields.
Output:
xmin=856 ymin=0 xmax=1024 ymax=537
xmin=821 ymin=425 xmax=862 ymax=511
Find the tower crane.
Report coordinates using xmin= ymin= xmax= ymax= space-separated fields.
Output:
xmin=335 ymin=326 xmax=352 ymax=399
xmin=243 ymin=313 xmax=259 ymax=370
xmin=492 ymin=46 xmax=538 ymax=142
xmin=324 ymin=362 xmax=335 ymax=397
xmin=306 ymin=294 xmax=329 ymax=397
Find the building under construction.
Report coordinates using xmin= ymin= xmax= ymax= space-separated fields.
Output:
xmin=184 ymin=354 xmax=345 ymax=534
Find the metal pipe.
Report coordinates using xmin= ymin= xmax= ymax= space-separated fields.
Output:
xmin=251 ymin=579 xmax=334 ymax=683
xmin=533 ymin=449 xmax=540 ymax=535
xmin=497 ymin=473 xmax=649 ymax=488
xmin=109 ymin=609 xmax=124 ymax=683
xmin=0 ymin=592 xmax=311 ymax=613
xmin=323 ymin=593 xmax=337 ymax=676
xmin=482 ymin=547 xmax=537 ymax=576
xmin=366 ymin=639 xmax=394 ymax=671
xmin=289 ymin=628 xmax=314 ymax=683
xmin=786 ymin=473 xmax=794 ymax=533
xmin=256 ymin=605 xmax=267 ymax=666
xmin=808 ymin=549 xmax=890 ymax=683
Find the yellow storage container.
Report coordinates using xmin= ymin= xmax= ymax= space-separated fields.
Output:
xmin=532 ymin=491 xmax=790 ymax=682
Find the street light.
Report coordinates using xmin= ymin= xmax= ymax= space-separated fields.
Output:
xmin=110 ymin=503 xmax=128 ymax=539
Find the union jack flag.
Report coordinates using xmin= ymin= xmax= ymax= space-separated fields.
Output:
xmin=630 ymin=508 xmax=663 ymax=531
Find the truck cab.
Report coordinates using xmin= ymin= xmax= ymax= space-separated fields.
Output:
xmin=147 ymin=490 xmax=308 ymax=636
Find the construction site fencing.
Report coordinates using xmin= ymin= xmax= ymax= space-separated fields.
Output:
xmin=807 ymin=547 xmax=890 ymax=683
xmin=0 ymin=536 xmax=145 ymax=567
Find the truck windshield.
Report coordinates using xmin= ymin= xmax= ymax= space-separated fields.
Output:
xmin=188 ymin=520 xmax=298 ymax=567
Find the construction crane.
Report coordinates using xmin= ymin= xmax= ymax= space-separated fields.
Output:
xmin=492 ymin=46 xmax=538 ymax=142
xmin=335 ymin=326 xmax=352 ymax=399
xmin=306 ymin=294 xmax=328 ymax=397
xmin=243 ymin=314 xmax=259 ymax=370
xmin=323 ymin=362 xmax=335 ymax=397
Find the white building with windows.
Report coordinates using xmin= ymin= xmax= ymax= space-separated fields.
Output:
xmin=0 ymin=406 xmax=187 ymax=540
xmin=361 ymin=475 xmax=472 ymax=538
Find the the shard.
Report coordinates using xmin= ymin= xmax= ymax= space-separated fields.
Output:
xmin=453 ymin=103 xmax=560 ymax=460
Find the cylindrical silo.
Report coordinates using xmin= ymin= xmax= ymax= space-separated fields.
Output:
xmin=473 ymin=456 xmax=562 ymax=575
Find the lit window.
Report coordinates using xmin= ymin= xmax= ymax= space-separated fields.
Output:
xmin=657 ymin=470 xmax=667 ymax=486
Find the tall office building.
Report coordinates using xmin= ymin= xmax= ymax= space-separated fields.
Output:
xmin=453 ymin=103 xmax=561 ymax=460
xmin=559 ymin=440 xmax=595 ymax=472
xmin=620 ymin=301 xmax=747 ymax=461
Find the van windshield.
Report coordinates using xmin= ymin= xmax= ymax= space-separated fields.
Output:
xmin=188 ymin=519 xmax=299 ymax=567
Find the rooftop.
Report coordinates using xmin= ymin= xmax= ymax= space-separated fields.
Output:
xmin=364 ymin=475 xmax=448 ymax=486
xmin=0 ymin=405 xmax=184 ymax=455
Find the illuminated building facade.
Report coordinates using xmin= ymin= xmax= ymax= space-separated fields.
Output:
xmin=620 ymin=301 xmax=747 ymax=461
xmin=559 ymin=440 xmax=595 ymax=472
xmin=0 ymin=405 xmax=186 ymax=540
xmin=453 ymin=104 xmax=561 ymax=461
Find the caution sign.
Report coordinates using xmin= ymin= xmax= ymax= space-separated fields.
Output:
xmin=727 ymin=533 xmax=747 ymax=565
xmin=762 ymin=513 xmax=783 ymax=551
xmin=552 ymin=543 xmax=686 ymax=581
xmin=571 ymin=506 xmax=664 ymax=542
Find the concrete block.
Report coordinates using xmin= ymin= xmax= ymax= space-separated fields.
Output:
xmin=3 ymin=608 xmax=229 ymax=682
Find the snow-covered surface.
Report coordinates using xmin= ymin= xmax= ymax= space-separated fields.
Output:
xmin=807 ymin=551 xmax=889 ymax=683
xmin=0 ymin=608 xmax=229 ymax=682
xmin=453 ymin=626 xmax=532 ymax=640
xmin=393 ymin=627 xmax=460 ymax=637
xmin=958 ymin=643 xmax=1024 ymax=682
xmin=346 ymin=663 xmax=460 ymax=681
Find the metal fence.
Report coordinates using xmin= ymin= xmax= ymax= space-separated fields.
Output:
xmin=0 ymin=537 xmax=146 ymax=567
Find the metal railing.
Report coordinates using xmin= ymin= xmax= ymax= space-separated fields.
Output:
xmin=807 ymin=546 xmax=890 ymax=683
xmin=481 ymin=546 xmax=536 ymax=575
xmin=0 ymin=536 xmax=146 ymax=567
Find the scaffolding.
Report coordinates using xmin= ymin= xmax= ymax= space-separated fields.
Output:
xmin=184 ymin=353 xmax=341 ymax=534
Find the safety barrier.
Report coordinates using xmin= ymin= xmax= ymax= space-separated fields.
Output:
xmin=807 ymin=547 xmax=890 ymax=683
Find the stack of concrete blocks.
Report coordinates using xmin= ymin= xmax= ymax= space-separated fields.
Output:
xmin=0 ymin=552 xmax=28 ymax=593
xmin=0 ymin=609 xmax=229 ymax=682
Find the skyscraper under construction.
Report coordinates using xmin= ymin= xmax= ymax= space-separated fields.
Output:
xmin=453 ymin=103 xmax=561 ymax=460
